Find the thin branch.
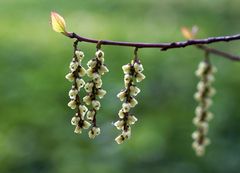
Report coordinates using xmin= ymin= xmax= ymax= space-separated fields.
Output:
xmin=66 ymin=32 xmax=240 ymax=61
xmin=196 ymin=45 xmax=240 ymax=61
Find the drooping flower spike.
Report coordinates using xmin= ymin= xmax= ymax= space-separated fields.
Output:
xmin=192 ymin=52 xmax=217 ymax=156
xmin=66 ymin=40 xmax=90 ymax=134
xmin=83 ymin=43 xmax=109 ymax=139
xmin=114 ymin=48 xmax=145 ymax=144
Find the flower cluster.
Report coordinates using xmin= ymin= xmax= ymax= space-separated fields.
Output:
xmin=114 ymin=58 xmax=145 ymax=144
xmin=83 ymin=49 xmax=109 ymax=139
xmin=66 ymin=48 xmax=91 ymax=134
xmin=192 ymin=60 xmax=217 ymax=156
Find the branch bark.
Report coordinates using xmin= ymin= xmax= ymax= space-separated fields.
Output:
xmin=66 ymin=32 xmax=240 ymax=61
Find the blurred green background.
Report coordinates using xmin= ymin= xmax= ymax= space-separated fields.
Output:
xmin=1 ymin=0 xmax=240 ymax=173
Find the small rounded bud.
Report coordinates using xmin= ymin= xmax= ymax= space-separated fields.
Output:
xmin=78 ymin=67 xmax=86 ymax=77
xmin=115 ymin=135 xmax=125 ymax=144
xmin=122 ymin=103 xmax=131 ymax=112
xmin=191 ymin=131 xmax=200 ymax=140
xmin=86 ymin=110 xmax=95 ymax=120
xmin=79 ymin=105 xmax=88 ymax=115
xmin=95 ymin=78 xmax=103 ymax=88
xmin=88 ymin=127 xmax=101 ymax=139
xmin=194 ymin=92 xmax=202 ymax=101
xmin=196 ymin=146 xmax=205 ymax=156
xmin=122 ymin=64 xmax=131 ymax=74
xmin=117 ymin=91 xmax=126 ymax=101
xmin=197 ymin=81 xmax=206 ymax=91
xmin=122 ymin=129 xmax=131 ymax=139
xmin=114 ymin=120 xmax=124 ymax=130
xmin=97 ymin=89 xmax=107 ymax=99
xmin=129 ymin=97 xmax=138 ymax=107
xmin=127 ymin=115 xmax=138 ymax=125
xmin=206 ymin=74 xmax=215 ymax=83
xmin=205 ymin=98 xmax=213 ymax=109
xmin=74 ymin=125 xmax=82 ymax=134
xmin=69 ymin=89 xmax=78 ymax=99
xmin=84 ymin=82 xmax=94 ymax=93
xmin=87 ymin=59 xmax=97 ymax=68
xmin=67 ymin=100 xmax=77 ymax=109
xmin=82 ymin=120 xmax=91 ymax=129
xmin=69 ymin=61 xmax=78 ymax=72
xmin=71 ymin=116 xmax=80 ymax=126
xmin=92 ymin=100 xmax=101 ymax=110
xmin=95 ymin=50 xmax=104 ymax=59
xmin=83 ymin=95 xmax=92 ymax=105
xmin=75 ymin=50 xmax=84 ymax=61
xmin=65 ymin=73 xmax=74 ymax=82
xmin=208 ymin=87 xmax=216 ymax=97
xmin=134 ymin=63 xmax=144 ymax=73
xmin=76 ymin=78 xmax=85 ymax=89
xmin=124 ymin=74 xmax=133 ymax=86
xmin=136 ymin=72 xmax=145 ymax=82
xmin=206 ymin=112 xmax=214 ymax=121
xmin=92 ymin=73 xmax=101 ymax=83
xmin=98 ymin=65 xmax=109 ymax=75
xmin=118 ymin=109 xmax=125 ymax=119
xmin=87 ymin=68 xmax=93 ymax=77
xmin=129 ymin=85 xmax=140 ymax=96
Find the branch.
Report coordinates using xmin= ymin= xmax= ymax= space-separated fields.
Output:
xmin=66 ymin=32 xmax=240 ymax=61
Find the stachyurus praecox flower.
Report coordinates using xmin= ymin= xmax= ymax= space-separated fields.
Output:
xmin=192 ymin=59 xmax=217 ymax=156
xmin=114 ymin=51 xmax=145 ymax=144
xmin=66 ymin=42 xmax=91 ymax=135
xmin=83 ymin=49 xmax=109 ymax=139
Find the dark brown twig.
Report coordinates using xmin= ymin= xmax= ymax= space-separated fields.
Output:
xmin=66 ymin=32 xmax=240 ymax=61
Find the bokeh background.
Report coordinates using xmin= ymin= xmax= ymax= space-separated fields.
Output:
xmin=1 ymin=0 xmax=240 ymax=173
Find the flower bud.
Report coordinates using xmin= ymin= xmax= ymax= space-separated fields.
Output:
xmin=83 ymin=95 xmax=92 ymax=105
xmin=93 ymin=73 xmax=101 ymax=83
xmin=87 ymin=68 xmax=93 ymax=77
xmin=136 ymin=72 xmax=145 ymax=82
xmin=95 ymin=50 xmax=104 ymax=59
xmin=71 ymin=116 xmax=80 ymax=126
xmin=76 ymin=78 xmax=85 ymax=89
xmin=88 ymin=127 xmax=101 ymax=139
xmin=122 ymin=103 xmax=131 ymax=112
xmin=84 ymin=82 xmax=94 ymax=93
xmin=115 ymin=135 xmax=125 ymax=144
xmin=74 ymin=125 xmax=82 ymax=134
xmin=92 ymin=100 xmax=101 ymax=110
xmin=117 ymin=91 xmax=126 ymax=101
xmin=98 ymin=65 xmax=109 ymax=75
xmin=87 ymin=59 xmax=97 ymax=68
xmin=124 ymin=74 xmax=133 ymax=86
xmin=122 ymin=129 xmax=131 ymax=139
xmin=69 ymin=89 xmax=78 ymax=99
xmin=75 ymin=50 xmax=84 ymax=61
xmin=82 ymin=120 xmax=91 ymax=129
xmin=67 ymin=100 xmax=76 ymax=109
xmin=134 ymin=63 xmax=144 ymax=73
xmin=129 ymin=97 xmax=138 ymax=107
xmin=191 ymin=131 xmax=200 ymax=140
xmin=79 ymin=105 xmax=88 ymax=115
xmin=122 ymin=64 xmax=131 ymax=74
xmin=114 ymin=120 xmax=124 ymax=130
xmin=78 ymin=67 xmax=86 ymax=77
xmin=86 ymin=110 xmax=95 ymax=120
xmin=127 ymin=115 xmax=138 ymax=125
xmin=69 ymin=61 xmax=78 ymax=72
xmin=129 ymin=85 xmax=140 ymax=96
xmin=95 ymin=78 xmax=103 ymax=88
xmin=97 ymin=89 xmax=107 ymax=99
xmin=118 ymin=109 xmax=125 ymax=119
xmin=65 ymin=73 xmax=74 ymax=82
